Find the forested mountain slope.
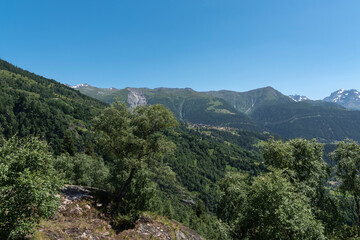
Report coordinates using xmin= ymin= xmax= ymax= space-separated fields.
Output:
xmin=74 ymin=83 xmax=360 ymax=143
xmin=206 ymin=86 xmax=293 ymax=114
xmin=207 ymin=87 xmax=360 ymax=141
xmin=0 ymin=59 xmax=107 ymax=153
xmin=249 ymin=101 xmax=360 ymax=142
xmin=73 ymin=85 xmax=260 ymax=131
xmin=162 ymin=126 xmax=265 ymax=214
xmin=4 ymin=59 xmax=360 ymax=239
xmin=0 ymin=59 xmax=268 ymax=239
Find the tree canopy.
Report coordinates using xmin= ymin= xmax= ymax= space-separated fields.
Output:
xmin=0 ymin=137 xmax=62 ymax=239
xmin=218 ymin=170 xmax=325 ymax=239
xmin=94 ymin=102 xmax=179 ymax=214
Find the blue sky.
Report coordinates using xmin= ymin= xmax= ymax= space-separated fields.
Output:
xmin=1 ymin=0 xmax=360 ymax=99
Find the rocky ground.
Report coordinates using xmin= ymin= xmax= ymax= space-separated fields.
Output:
xmin=33 ymin=185 xmax=204 ymax=240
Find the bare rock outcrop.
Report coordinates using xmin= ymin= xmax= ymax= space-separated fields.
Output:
xmin=127 ymin=88 xmax=147 ymax=108
xmin=34 ymin=185 xmax=204 ymax=240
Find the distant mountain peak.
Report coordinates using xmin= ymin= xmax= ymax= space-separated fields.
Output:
xmin=71 ymin=83 xmax=91 ymax=89
xmin=289 ymin=95 xmax=309 ymax=102
xmin=324 ymin=89 xmax=360 ymax=110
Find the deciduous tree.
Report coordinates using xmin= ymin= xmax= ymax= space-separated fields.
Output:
xmin=94 ymin=102 xmax=178 ymax=209
xmin=331 ymin=140 xmax=360 ymax=228
xmin=218 ymin=171 xmax=325 ymax=239
xmin=0 ymin=137 xmax=62 ymax=239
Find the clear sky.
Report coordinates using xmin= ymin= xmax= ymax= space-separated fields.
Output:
xmin=1 ymin=0 xmax=360 ymax=99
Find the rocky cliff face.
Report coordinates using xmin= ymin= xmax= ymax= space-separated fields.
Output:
xmin=127 ymin=88 xmax=147 ymax=108
xmin=34 ymin=185 xmax=204 ymax=240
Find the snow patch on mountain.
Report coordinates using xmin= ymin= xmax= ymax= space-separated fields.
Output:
xmin=324 ymin=89 xmax=360 ymax=110
xmin=289 ymin=95 xmax=309 ymax=102
xmin=71 ymin=83 xmax=91 ymax=89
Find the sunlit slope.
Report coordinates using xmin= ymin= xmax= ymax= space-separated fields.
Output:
xmin=0 ymin=59 xmax=107 ymax=153
xmin=206 ymin=86 xmax=293 ymax=114
xmin=75 ymin=85 xmax=260 ymax=131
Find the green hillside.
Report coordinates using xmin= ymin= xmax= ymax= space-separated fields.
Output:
xmin=76 ymin=84 xmax=360 ymax=143
xmin=250 ymin=101 xmax=360 ymax=142
xmin=73 ymin=84 xmax=129 ymax=104
xmin=163 ymin=126 xmax=265 ymax=213
xmin=0 ymin=59 xmax=107 ymax=154
xmin=75 ymin=85 xmax=260 ymax=131
xmin=3 ymin=59 xmax=360 ymax=239
xmin=206 ymin=86 xmax=293 ymax=114
xmin=207 ymin=87 xmax=360 ymax=142
xmin=0 ymin=59 xmax=269 ymax=239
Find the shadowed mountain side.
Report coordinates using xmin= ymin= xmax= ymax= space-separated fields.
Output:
xmin=250 ymin=101 xmax=360 ymax=142
xmin=74 ymin=83 xmax=360 ymax=142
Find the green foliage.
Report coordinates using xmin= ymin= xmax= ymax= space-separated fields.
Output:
xmin=189 ymin=214 xmax=232 ymax=240
xmin=54 ymin=153 xmax=110 ymax=189
xmin=195 ymin=200 xmax=204 ymax=218
xmin=116 ymin=166 xmax=157 ymax=218
xmin=262 ymin=138 xmax=329 ymax=190
xmin=77 ymin=86 xmax=260 ymax=131
xmin=0 ymin=137 xmax=62 ymax=239
xmin=0 ymin=59 xmax=107 ymax=154
xmin=61 ymin=131 xmax=77 ymax=156
xmin=94 ymin=101 xmax=179 ymax=215
xmin=163 ymin=126 xmax=264 ymax=212
xmin=218 ymin=171 xmax=326 ymax=239
xmin=207 ymin=86 xmax=293 ymax=114
xmin=331 ymin=140 xmax=360 ymax=229
xmin=163 ymin=198 xmax=175 ymax=219
xmin=332 ymin=140 xmax=360 ymax=196
xmin=262 ymin=138 xmax=344 ymax=234
xmin=94 ymin=102 xmax=179 ymax=163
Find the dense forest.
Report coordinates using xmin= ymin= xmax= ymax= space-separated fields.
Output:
xmin=2 ymin=59 xmax=360 ymax=239
xmin=0 ymin=59 xmax=107 ymax=154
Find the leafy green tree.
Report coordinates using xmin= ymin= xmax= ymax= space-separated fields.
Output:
xmin=331 ymin=140 xmax=360 ymax=228
xmin=262 ymin=138 xmax=341 ymax=233
xmin=0 ymin=137 xmax=62 ymax=239
xmin=262 ymin=138 xmax=328 ymax=193
xmin=195 ymin=200 xmax=205 ymax=218
xmin=61 ymin=130 xmax=77 ymax=156
xmin=163 ymin=198 xmax=175 ymax=219
xmin=218 ymin=171 xmax=326 ymax=240
xmin=94 ymin=102 xmax=179 ymax=209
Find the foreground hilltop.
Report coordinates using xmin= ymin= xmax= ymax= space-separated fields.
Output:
xmin=34 ymin=185 xmax=204 ymax=240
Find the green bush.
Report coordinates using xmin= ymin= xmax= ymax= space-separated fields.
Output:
xmin=0 ymin=137 xmax=62 ymax=239
xmin=54 ymin=153 xmax=110 ymax=189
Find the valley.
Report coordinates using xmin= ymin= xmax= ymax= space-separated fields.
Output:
xmin=1 ymin=58 xmax=360 ymax=239
xmin=71 ymin=83 xmax=360 ymax=143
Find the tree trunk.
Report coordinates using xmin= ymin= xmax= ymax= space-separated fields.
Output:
xmin=116 ymin=167 xmax=136 ymax=204
xmin=354 ymin=194 xmax=360 ymax=231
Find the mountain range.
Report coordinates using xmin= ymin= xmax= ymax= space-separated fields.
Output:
xmin=70 ymin=83 xmax=360 ymax=142
xmin=2 ymin=54 xmax=360 ymax=145
xmin=2 ymin=57 xmax=360 ymax=239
